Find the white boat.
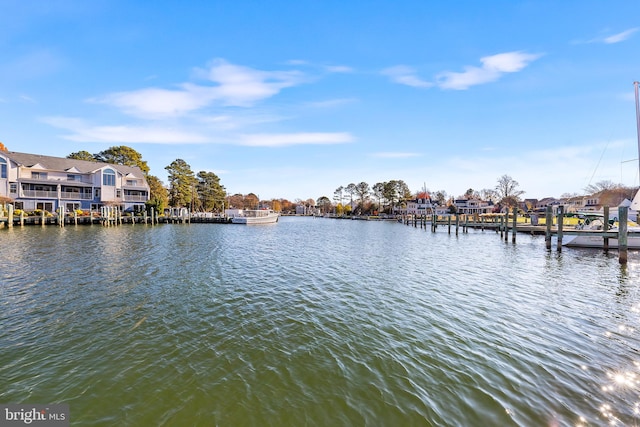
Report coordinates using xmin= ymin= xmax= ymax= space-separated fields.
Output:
xmin=562 ymin=216 xmax=640 ymax=248
xmin=230 ymin=209 xmax=279 ymax=224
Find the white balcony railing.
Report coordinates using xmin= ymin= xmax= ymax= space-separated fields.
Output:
xmin=124 ymin=194 xmax=148 ymax=202
xmin=61 ymin=193 xmax=92 ymax=200
xmin=22 ymin=190 xmax=58 ymax=198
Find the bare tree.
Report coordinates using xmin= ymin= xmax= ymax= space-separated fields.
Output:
xmin=584 ymin=180 xmax=621 ymax=194
xmin=495 ymin=175 xmax=525 ymax=207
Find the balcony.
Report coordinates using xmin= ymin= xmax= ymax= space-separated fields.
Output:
xmin=124 ymin=194 xmax=148 ymax=202
xmin=22 ymin=190 xmax=58 ymax=198
xmin=61 ymin=192 xmax=92 ymax=200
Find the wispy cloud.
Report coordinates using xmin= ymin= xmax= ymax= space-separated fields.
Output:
xmin=381 ymin=66 xmax=433 ymax=88
xmin=306 ymin=98 xmax=357 ymax=108
xmin=239 ymin=132 xmax=354 ymax=147
xmin=324 ymin=65 xmax=354 ymax=73
xmin=573 ymin=27 xmax=639 ymax=44
xmin=604 ymin=28 xmax=639 ymax=44
xmin=437 ymin=51 xmax=542 ymax=90
xmin=42 ymin=116 xmax=209 ymax=144
xmin=93 ymin=59 xmax=306 ymax=119
xmin=384 ymin=51 xmax=542 ymax=91
xmin=370 ymin=152 xmax=421 ymax=159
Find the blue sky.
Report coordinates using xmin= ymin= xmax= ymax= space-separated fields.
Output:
xmin=2 ymin=0 xmax=640 ymax=201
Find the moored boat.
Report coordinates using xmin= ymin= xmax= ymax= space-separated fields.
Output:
xmin=229 ymin=209 xmax=279 ymax=224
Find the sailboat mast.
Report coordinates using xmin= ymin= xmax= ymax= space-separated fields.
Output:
xmin=635 ymin=81 xmax=640 ymax=177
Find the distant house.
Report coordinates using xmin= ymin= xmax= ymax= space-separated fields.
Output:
xmin=453 ymin=198 xmax=493 ymax=215
xmin=0 ymin=151 xmax=150 ymax=213
xmin=405 ymin=196 xmax=435 ymax=215
xmin=577 ymin=188 xmax=638 ymax=221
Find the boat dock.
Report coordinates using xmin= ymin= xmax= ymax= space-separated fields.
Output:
xmin=401 ymin=205 xmax=638 ymax=264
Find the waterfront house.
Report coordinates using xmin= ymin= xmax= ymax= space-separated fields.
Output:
xmin=577 ymin=188 xmax=638 ymax=221
xmin=453 ymin=198 xmax=493 ymax=215
xmin=0 ymin=151 xmax=150 ymax=213
xmin=405 ymin=195 xmax=435 ymax=216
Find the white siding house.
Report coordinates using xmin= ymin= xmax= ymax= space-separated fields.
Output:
xmin=0 ymin=151 xmax=150 ymax=213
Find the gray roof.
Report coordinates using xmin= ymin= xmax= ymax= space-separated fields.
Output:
xmin=4 ymin=151 xmax=146 ymax=177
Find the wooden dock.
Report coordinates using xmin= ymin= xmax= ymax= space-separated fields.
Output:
xmin=400 ymin=205 xmax=638 ymax=264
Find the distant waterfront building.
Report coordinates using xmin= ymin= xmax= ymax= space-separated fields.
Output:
xmin=405 ymin=196 xmax=435 ymax=215
xmin=0 ymin=151 xmax=150 ymax=213
xmin=453 ymin=198 xmax=493 ymax=215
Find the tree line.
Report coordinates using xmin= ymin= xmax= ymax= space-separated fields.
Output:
xmin=314 ymin=175 xmax=528 ymax=215
xmin=70 ymin=146 xmax=633 ymax=216
xmin=67 ymin=147 xmax=533 ymax=215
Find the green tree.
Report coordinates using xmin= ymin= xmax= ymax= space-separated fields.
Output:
xmin=434 ymin=190 xmax=447 ymax=206
xmin=165 ymin=159 xmax=197 ymax=208
xmin=345 ymin=183 xmax=357 ymax=213
xmin=196 ymin=171 xmax=226 ymax=212
xmin=67 ymin=150 xmax=96 ymax=161
xmin=333 ymin=186 xmax=344 ymax=207
xmin=464 ymin=188 xmax=475 ymax=199
xmin=145 ymin=175 xmax=169 ymax=214
xmin=382 ymin=180 xmax=411 ymax=213
xmin=355 ymin=182 xmax=370 ymax=213
xmin=316 ymin=196 xmax=332 ymax=214
xmin=372 ymin=182 xmax=385 ymax=213
xmin=95 ymin=146 xmax=150 ymax=175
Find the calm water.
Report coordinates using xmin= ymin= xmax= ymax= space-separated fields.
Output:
xmin=2 ymin=217 xmax=640 ymax=426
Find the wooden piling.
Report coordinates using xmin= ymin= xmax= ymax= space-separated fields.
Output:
xmin=512 ymin=207 xmax=517 ymax=243
xmin=556 ymin=206 xmax=564 ymax=251
xmin=618 ymin=206 xmax=628 ymax=264
xmin=603 ymin=206 xmax=610 ymax=251
xmin=545 ymin=206 xmax=552 ymax=250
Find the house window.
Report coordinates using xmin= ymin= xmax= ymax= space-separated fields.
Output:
xmin=0 ymin=158 xmax=6 ymax=178
xmin=116 ymin=189 xmax=122 ymax=198
xmin=95 ymin=188 xmax=100 ymax=198
xmin=103 ymin=169 xmax=116 ymax=186
xmin=9 ymin=183 xmax=17 ymax=194
xmin=31 ymin=171 xmax=47 ymax=180
xmin=67 ymin=174 xmax=80 ymax=181
xmin=126 ymin=179 xmax=137 ymax=186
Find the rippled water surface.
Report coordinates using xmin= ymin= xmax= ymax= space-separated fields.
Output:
xmin=2 ymin=217 xmax=640 ymax=426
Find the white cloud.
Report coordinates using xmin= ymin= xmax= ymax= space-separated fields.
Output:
xmin=437 ymin=51 xmax=542 ymax=90
xmin=306 ymin=98 xmax=357 ymax=108
xmin=198 ymin=59 xmax=305 ymax=106
xmin=604 ymin=28 xmax=639 ymax=44
xmin=382 ymin=65 xmax=433 ymax=88
xmin=239 ymin=132 xmax=354 ymax=147
xmin=42 ymin=116 xmax=209 ymax=144
xmin=95 ymin=86 xmax=212 ymax=118
xmin=324 ymin=65 xmax=354 ymax=73
xmin=574 ymin=27 xmax=639 ymax=45
xmin=94 ymin=59 xmax=306 ymax=119
xmin=370 ymin=152 xmax=421 ymax=158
